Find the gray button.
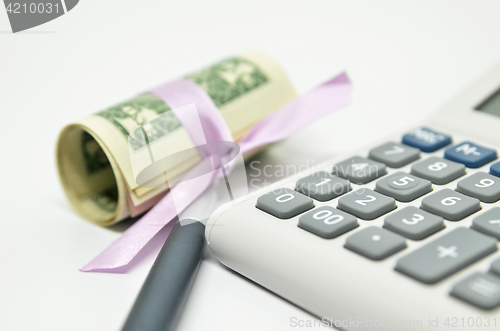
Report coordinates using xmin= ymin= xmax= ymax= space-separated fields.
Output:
xmin=298 ymin=206 xmax=358 ymax=239
xmin=375 ymin=171 xmax=432 ymax=202
xmin=345 ymin=226 xmax=406 ymax=260
xmin=332 ymin=156 xmax=387 ymax=184
xmin=368 ymin=142 xmax=420 ymax=168
xmin=451 ymin=273 xmax=500 ymax=309
xmin=296 ymin=171 xmax=351 ymax=202
xmin=421 ymin=189 xmax=481 ymax=221
xmin=457 ymin=172 xmax=500 ymax=203
xmin=395 ymin=228 xmax=497 ymax=284
xmin=491 ymin=258 xmax=500 ymax=276
xmin=256 ymin=188 xmax=314 ymax=219
xmin=338 ymin=189 xmax=396 ymax=220
xmin=471 ymin=207 xmax=500 ymax=239
xmin=384 ymin=206 xmax=444 ymax=240
xmin=411 ymin=156 xmax=466 ymax=185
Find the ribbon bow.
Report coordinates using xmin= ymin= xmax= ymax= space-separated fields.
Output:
xmin=81 ymin=72 xmax=351 ymax=272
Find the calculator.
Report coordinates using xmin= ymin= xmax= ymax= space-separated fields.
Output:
xmin=205 ymin=65 xmax=500 ymax=331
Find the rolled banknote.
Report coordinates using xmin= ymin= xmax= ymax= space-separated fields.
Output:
xmin=57 ymin=53 xmax=297 ymax=226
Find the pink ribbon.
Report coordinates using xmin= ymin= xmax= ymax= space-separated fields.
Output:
xmin=81 ymin=72 xmax=352 ymax=272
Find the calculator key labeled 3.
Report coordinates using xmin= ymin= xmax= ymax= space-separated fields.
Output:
xmin=384 ymin=206 xmax=444 ymax=240
xmin=345 ymin=226 xmax=406 ymax=260
xmin=456 ymin=172 xmax=500 ymax=203
xmin=410 ymin=156 xmax=465 ymax=185
xmin=451 ymin=273 xmax=500 ymax=309
xmin=401 ymin=127 xmax=452 ymax=153
xmin=256 ymin=188 xmax=314 ymax=219
xmin=295 ymin=171 xmax=350 ymax=202
xmin=368 ymin=142 xmax=420 ymax=168
xmin=421 ymin=189 xmax=481 ymax=221
xmin=375 ymin=171 xmax=432 ymax=202
xmin=332 ymin=156 xmax=386 ymax=184
xmin=444 ymin=141 xmax=497 ymax=168
xmin=298 ymin=206 xmax=358 ymax=239
xmin=395 ymin=228 xmax=498 ymax=284
xmin=338 ymin=189 xmax=396 ymax=220
xmin=471 ymin=207 xmax=500 ymax=240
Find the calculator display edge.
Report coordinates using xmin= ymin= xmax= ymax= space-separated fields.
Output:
xmin=428 ymin=62 xmax=500 ymax=144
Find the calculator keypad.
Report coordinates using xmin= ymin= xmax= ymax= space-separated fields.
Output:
xmin=395 ymin=228 xmax=498 ymax=284
xmin=444 ymin=141 xmax=497 ymax=168
xmin=368 ymin=142 xmax=420 ymax=168
xmin=332 ymin=156 xmax=386 ymax=184
xmin=451 ymin=273 xmax=500 ymax=309
xmin=345 ymin=226 xmax=406 ymax=260
xmin=337 ymin=189 xmax=396 ymax=220
xmin=471 ymin=207 xmax=500 ymax=240
xmin=421 ymin=189 xmax=481 ymax=221
xmin=383 ymin=206 xmax=444 ymax=240
xmin=410 ymin=156 xmax=465 ymax=185
xmin=298 ymin=206 xmax=358 ymax=239
xmin=256 ymin=188 xmax=314 ymax=219
xmin=456 ymin=172 xmax=500 ymax=203
xmin=375 ymin=171 xmax=432 ymax=202
xmin=295 ymin=171 xmax=351 ymax=202
xmin=253 ymin=126 xmax=500 ymax=309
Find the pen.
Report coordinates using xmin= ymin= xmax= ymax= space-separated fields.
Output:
xmin=121 ymin=217 xmax=206 ymax=331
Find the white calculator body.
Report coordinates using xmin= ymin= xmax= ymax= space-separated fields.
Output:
xmin=206 ymin=64 xmax=500 ymax=331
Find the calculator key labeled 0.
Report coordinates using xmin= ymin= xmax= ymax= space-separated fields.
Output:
xmin=256 ymin=188 xmax=314 ymax=219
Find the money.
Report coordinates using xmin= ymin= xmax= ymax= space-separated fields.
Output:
xmin=57 ymin=53 xmax=297 ymax=226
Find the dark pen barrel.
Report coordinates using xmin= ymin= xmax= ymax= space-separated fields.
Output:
xmin=122 ymin=220 xmax=206 ymax=331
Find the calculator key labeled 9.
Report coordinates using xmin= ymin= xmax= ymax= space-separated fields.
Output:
xmin=298 ymin=206 xmax=358 ymax=239
xmin=256 ymin=188 xmax=314 ymax=219
xmin=338 ymin=189 xmax=396 ymax=220
xmin=421 ymin=189 xmax=481 ymax=221
xmin=410 ymin=156 xmax=465 ymax=185
xmin=456 ymin=172 xmax=500 ymax=203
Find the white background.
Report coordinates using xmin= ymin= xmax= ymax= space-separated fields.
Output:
xmin=2 ymin=1 xmax=500 ymax=330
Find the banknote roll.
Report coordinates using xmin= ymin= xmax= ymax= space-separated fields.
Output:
xmin=57 ymin=53 xmax=297 ymax=226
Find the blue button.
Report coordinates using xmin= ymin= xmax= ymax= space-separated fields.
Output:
xmin=402 ymin=127 xmax=451 ymax=152
xmin=444 ymin=142 xmax=497 ymax=168
xmin=491 ymin=162 xmax=500 ymax=177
